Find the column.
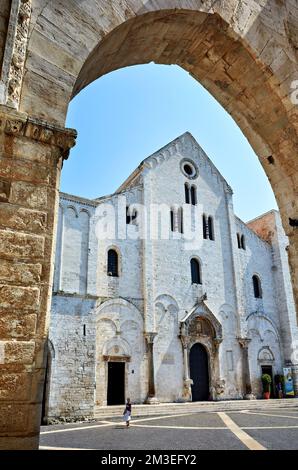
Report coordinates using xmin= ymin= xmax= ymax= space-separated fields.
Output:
xmin=238 ymin=338 xmax=256 ymax=400
xmin=144 ymin=332 xmax=159 ymax=404
xmin=0 ymin=105 xmax=76 ymax=449
xmin=291 ymin=365 xmax=298 ymax=397
xmin=179 ymin=334 xmax=193 ymax=402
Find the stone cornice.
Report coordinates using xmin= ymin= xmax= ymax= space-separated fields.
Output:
xmin=0 ymin=106 xmax=77 ymax=158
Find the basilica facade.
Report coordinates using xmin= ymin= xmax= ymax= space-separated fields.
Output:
xmin=44 ymin=133 xmax=298 ymax=421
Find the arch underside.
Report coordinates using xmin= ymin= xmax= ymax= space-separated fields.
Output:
xmin=22 ymin=8 xmax=297 ymax=195
xmin=21 ymin=8 xmax=298 ymax=304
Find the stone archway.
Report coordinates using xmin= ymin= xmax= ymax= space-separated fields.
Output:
xmin=180 ymin=301 xmax=224 ymax=401
xmin=0 ymin=1 xmax=297 ymax=449
xmin=189 ymin=342 xmax=210 ymax=401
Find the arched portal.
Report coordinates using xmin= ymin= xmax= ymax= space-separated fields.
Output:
xmin=189 ymin=343 xmax=210 ymax=402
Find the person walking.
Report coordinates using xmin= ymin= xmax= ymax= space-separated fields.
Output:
xmin=123 ymin=398 xmax=132 ymax=428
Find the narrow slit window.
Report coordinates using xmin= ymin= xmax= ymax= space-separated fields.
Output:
xmin=203 ymin=214 xmax=208 ymax=239
xmin=191 ymin=186 xmax=197 ymax=205
xmin=241 ymin=235 xmax=246 ymax=250
xmin=107 ymin=249 xmax=119 ymax=277
xmin=185 ymin=184 xmax=190 ymax=204
xmin=191 ymin=258 xmax=202 ymax=285
xmin=237 ymin=233 xmax=241 ymax=249
xmin=252 ymin=275 xmax=262 ymax=298
xmin=208 ymin=216 xmax=214 ymax=241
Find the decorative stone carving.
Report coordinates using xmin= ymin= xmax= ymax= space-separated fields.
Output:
xmin=179 ymin=299 xmax=223 ymax=401
xmin=238 ymin=337 xmax=251 ymax=349
xmin=214 ymin=379 xmax=225 ymax=395
xmin=4 ymin=118 xmax=25 ymax=134
xmin=0 ymin=180 xmax=11 ymax=203
xmin=7 ymin=0 xmax=32 ymax=109
xmin=0 ymin=107 xmax=77 ymax=160
xmin=258 ymin=346 xmax=274 ymax=364
xmin=182 ymin=378 xmax=193 ymax=401
xmin=144 ymin=332 xmax=157 ymax=346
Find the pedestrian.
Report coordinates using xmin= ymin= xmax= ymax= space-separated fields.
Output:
xmin=123 ymin=398 xmax=132 ymax=427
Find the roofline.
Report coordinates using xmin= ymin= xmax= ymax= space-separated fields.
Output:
xmin=246 ymin=209 xmax=279 ymax=225
xmin=60 ymin=191 xmax=98 ymax=207
xmin=115 ymin=132 xmax=192 ymax=193
xmin=115 ymin=131 xmax=233 ymax=194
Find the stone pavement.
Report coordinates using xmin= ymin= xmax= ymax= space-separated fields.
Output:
xmin=40 ymin=404 xmax=298 ymax=451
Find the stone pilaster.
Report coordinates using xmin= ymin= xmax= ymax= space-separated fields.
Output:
xmin=0 ymin=105 xmax=76 ymax=449
xmin=179 ymin=333 xmax=192 ymax=402
xmin=144 ymin=332 xmax=159 ymax=404
xmin=291 ymin=365 xmax=298 ymax=397
xmin=238 ymin=338 xmax=256 ymax=400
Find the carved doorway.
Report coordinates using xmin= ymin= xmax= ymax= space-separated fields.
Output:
xmin=261 ymin=365 xmax=274 ymax=399
xmin=107 ymin=362 xmax=125 ymax=405
xmin=189 ymin=343 xmax=210 ymax=401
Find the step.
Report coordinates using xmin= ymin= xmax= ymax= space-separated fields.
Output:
xmin=94 ymin=398 xmax=298 ymax=418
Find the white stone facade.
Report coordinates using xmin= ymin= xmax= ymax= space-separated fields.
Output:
xmin=46 ymin=133 xmax=298 ymax=420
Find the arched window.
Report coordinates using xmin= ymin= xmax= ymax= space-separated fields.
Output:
xmin=185 ymin=183 xmax=190 ymax=204
xmin=208 ymin=216 xmax=214 ymax=241
xmin=241 ymin=235 xmax=246 ymax=250
xmin=126 ymin=206 xmax=137 ymax=225
xmin=178 ymin=207 xmax=183 ymax=233
xmin=107 ymin=249 xmax=119 ymax=277
xmin=252 ymin=275 xmax=262 ymax=299
xmin=203 ymin=214 xmax=208 ymax=239
xmin=170 ymin=209 xmax=174 ymax=232
xmin=191 ymin=185 xmax=197 ymax=205
xmin=237 ymin=233 xmax=241 ymax=249
xmin=191 ymin=258 xmax=202 ymax=285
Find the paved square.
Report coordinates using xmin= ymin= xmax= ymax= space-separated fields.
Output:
xmin=40 ymin=407 xmax=298 ymax=450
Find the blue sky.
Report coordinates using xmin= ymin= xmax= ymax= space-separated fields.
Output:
xmin=65 ymin=64 xmax=277 ymax=222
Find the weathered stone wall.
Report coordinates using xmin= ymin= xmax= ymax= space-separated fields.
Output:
xmin=48 ymin=295 xmax=96 ymax=420
xmin=247 ymin=211 xmax=298 ymax=362
xmin=235 ymin=216 xmax=278 ymax=322
xmin=0 ymin=105 xmax=76 ymax=449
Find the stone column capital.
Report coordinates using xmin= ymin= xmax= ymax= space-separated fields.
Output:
xmin=214 ymin=336 xmax=223 ymax=350
xmin=179 ymin=334 xmax=190 ymax=349
xmin=237 ymin=337 xmax=251 ymax=349
xmin=0 ymin=106 xmax=77 ymax=159
xmin=144 ymin=332 xmax=157 ymax=344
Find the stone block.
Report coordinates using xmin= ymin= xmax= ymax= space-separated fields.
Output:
xmin=0 ymin=204 xmax=47 ymax=233
xmin=0 ymin=313 xmax=37 ymax=340
xmin=0 ymin=230 xmax=44 ymax=259
xmin=0 ymin=403 xmax=28 ymax=432
xmin=9 ymin=181 xmax=48 ymax=210
xmin=0 ymin=372 xmax=31 ymax=400
xmin=0 ymin=135 xmax=53 ymax=164
xmin=0 ymin=260 xmax=41 ymax=285
xmin=1 ymin=340 xmax=35 ymax=365
xmin=0 ymin=156 xmax=51 ymax=185
xmin=0 ymin=285 xmax=40 ymax=311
